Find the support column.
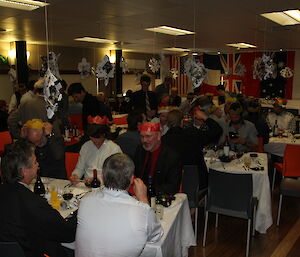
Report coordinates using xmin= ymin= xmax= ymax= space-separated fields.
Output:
xmin=115 ymin=49 xmax=123 ymax=94
xmin=15 ymin=41 xmax=28 ymax=85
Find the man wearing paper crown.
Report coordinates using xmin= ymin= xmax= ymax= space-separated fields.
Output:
xmin=69 ymin=115 xmax=122 ymax=184
xmin=266 ymin=98 xmax=296 ymax=133
xmin=20 ymin=118 xmax=66 ymax=179
xmin=221 ymin=102 xmax=258 ymax=153
xmin=134 ymin=122 xmax=182 ymax=195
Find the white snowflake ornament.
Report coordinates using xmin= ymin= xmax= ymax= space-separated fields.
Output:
xmin=96 ymin=55 xmax=115 ymax=86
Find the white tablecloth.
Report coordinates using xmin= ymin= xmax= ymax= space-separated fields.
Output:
xmin=205 ymin=152 xmax=273 ymax=234
xmin=264 ymin=136 xmax=300 ymax=157
xmin=38 ymin=179 xmax=196 ymax=256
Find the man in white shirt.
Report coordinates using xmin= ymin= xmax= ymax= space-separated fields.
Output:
xmin=69 ymin=115 xmax=122 ymax=184
xmin=151 ymin=106 xmax=171 ymax=136
xmin=75 ymin=153 xmax=163 ymax=257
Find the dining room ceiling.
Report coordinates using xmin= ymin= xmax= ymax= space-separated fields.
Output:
xmin=0 ymin=0 xmax=300 ymax=54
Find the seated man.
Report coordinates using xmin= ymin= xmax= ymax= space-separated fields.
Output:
xmin=151 ymin=106 xmax=171 ymax=136
xmin=21 ymin=119 xmax=66 ymax=179
xmin=75 ymin=153 xmax=163 ymax=257
xmin=134 ymin=122 xmax=182 ymax=195
xmin=266 ymin=98 xmax=296 ymax=133
xmin=222 ymin=102 xmax=258 ymax=152
xmin=179 ymin=92 xmax=194 ymax=115
xmin=69 ymin=115 xmax=122 ymax=184
xmin=0 ymin=141 xmax=76 ymax=257
xmin=115 ymin=110 xmax=144 ymax=159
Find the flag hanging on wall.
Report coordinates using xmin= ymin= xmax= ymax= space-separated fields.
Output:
xmin=170 ymin=55 xmax=190 ymax=96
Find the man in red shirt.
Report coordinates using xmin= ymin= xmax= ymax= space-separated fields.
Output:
xmin=134 ymin=122 xmax=182 ymax=195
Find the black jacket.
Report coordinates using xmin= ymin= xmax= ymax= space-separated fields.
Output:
xmin=0 ymin=183 xmax=76 ymax=257
xmin=130 ymin=90 xmax=158 ymax=114
xmin=134 ymin=144 xmax=182 ymax=195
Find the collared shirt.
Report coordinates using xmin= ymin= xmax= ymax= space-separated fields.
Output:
xmin=72 ymin=139 xmax=122 ymax=179
xmin=266 ymin=111 xmax=296 ymax=131
xmin=75 ymin=188 xmax=163 ymax=257
xmin=20 ymin=90 xmax=35 ymax=105
xmin=142 ymin=145 xmax=162 ymax=179
xmin=223 ymin=120 xmax=258 ymax=152
xmin=18 ymin=181 xmax=30 ymax=189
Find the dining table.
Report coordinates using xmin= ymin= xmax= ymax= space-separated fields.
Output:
xmin=31 ymin=178 xmax=196 ymax=257
xmin=264 ymin=135 xmax=300 ymax=157
xmin=205 ymin=152 xmax=273 ymax=234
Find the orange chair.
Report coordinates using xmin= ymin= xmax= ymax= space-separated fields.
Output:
xmin=0 ymin=131 xmax=13 ymax=155
xmin=257 ymin=137 xmax=264 ymax=153
xmin=272 ymin=144 xmax=300 ymax=190
xmin=65 ymin=152 xmax=80 ymax=179
xmin=69 ymin=114 xmax=83 ymax=130
xmin=113 ymin=115 xmax=128 ymax=125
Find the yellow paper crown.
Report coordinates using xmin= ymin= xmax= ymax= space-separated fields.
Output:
xmin=24 ymin=119 xmax=44 ymax=129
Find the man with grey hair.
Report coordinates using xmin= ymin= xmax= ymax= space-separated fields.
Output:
xmin=75 ymin=153 xmax=163 ymax=257
xmin=0 ymin=140 xmax=77 ymax=257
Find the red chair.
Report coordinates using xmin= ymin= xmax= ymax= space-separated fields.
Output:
xmin=69 ymin=114 xmax=83 ymax=130
xmin=65 ymin=152 xmax=80 ymax=179
xmin=272 ymin=144 xmax=300 ymax=190
xmin=257 ymin=137 xmax=264 ymax=153
xmin=113 ymin=115 xmax=128 ymax=125
xmin=0 ymin=131 xmax=13 ymax=155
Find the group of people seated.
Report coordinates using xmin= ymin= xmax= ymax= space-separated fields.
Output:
xmin=0 ymin=74 xmax=297 ymax=257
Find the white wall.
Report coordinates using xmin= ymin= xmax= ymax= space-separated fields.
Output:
xmin=292 ymin=50 xmax=300 ymax=100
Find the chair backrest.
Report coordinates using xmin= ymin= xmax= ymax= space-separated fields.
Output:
xmin=182 ymin=165 xmax=200 ymax=208
xmin=0 ymin=131 xmax=13 ymax=153
xmin=283 ymin=144 xmax=300 ymax=177
xmin=207 ymin=169 xmax=253 ymax=218
xmin=257 ymin=136 xmax=264 ymax=153
xmin=69 ymin=114 xmax=83 ymax=130
xmin=0 ymin=242 xmax=25 ymax=257
xmin=65 ymin=152 xmax=80 ymax=178
xmin=113 ymin=115 xmax=128 ymax=125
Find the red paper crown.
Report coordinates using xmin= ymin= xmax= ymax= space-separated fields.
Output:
xmin=87 ymin=115 xmax=108 ymax=125
xmin=138 ymin=122 xmax=160 ymax=132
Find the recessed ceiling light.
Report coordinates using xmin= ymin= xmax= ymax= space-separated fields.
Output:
xmin=226 ymin=42 xmax=257 ymax=49
xmin=74 ymin=37 xmax=118 ymax=44
xmin=145 ymin=26 xmax=195 ymax=36
xmin=0 ymin=0 xmax=48 ymax=11
xmin=163 ymin=47 xmax=190 ymax=52
xmin=283 ymin=10 xmax=300 ymax=22
xmin=260 ymin=11 xmax=300 ymax=26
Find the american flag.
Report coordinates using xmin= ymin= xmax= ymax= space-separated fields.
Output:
xmin=170 ymin=55 xmax=190 ymax=96
xmin=220 ymin=53 xmax=243 ymax=93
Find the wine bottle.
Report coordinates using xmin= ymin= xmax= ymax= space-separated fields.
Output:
xmin=34 ymin=171 xmax=45 ymax=196
xmin=223 ymin=136 xmax=230 ymax=157
xmin=273 ymin=120 xmax=278 ymax=137
xmin=90 ymin=169 xmax=100 ymax=188
xmin=64 ymin=126 xmax=69 ymax=138
xmin=73 ymin=124 xmax=78 ymax=137
xmin=148 ymin=175 xmax=156 ymax=208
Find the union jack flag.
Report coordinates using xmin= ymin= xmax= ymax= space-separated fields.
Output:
xmin=220 ymin=54 xmax=243 ymax=93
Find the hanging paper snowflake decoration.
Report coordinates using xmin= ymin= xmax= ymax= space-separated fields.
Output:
xmin=235 ymin=63 xmax=246 ymax=76
xmin=148 ymin=58 xmax=160 ymax=73
xmin=170 ymin=68 xmax=178 ymax=79
xmin=78 ymin=57 xmax=91 ymax=78
xmin=184 ymin=57 xmax=207 ymax=89
xmin=120 ymin=57 xmax=129 ymax=74
xmin=253 ymin=54 xmax=274 ymax=81
xmin=43 ymin=69 xmax=62 ymax=119
xmin=280 ymin=67 xmax=293 ymax=78
xmin=96 ymin=55 xmax=115 ymax=86
xmin=40 ymin=52 xmax=61 ymax=79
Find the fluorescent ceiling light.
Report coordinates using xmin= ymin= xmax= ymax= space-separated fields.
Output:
xmin=145 ymin=26 xmax=194 ymax=36
xmin=283 ymin=10 xmax=300 ymax=22
xmin=226 ymin=42 xmax=257 ymax=49
xmin=74 ymin=37 xmax=118 ymax=44
xmin=163 ymin=47 xmax=190 ymax=52
xmin=260 ymin=12 xmax=300 ymax=26
xmin=0 ymin=0 xmax=48 ymax=11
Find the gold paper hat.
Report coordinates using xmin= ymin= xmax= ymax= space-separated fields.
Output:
xmin=24 ymin=119 xmax=44 ymax=129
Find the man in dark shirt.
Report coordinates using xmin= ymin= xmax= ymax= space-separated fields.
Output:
xmin=68 ymin=83 xmax=112 ymax=131
xmin=134 ymin=122 xmax=182 ymax=195
xmin=131 ymin=75 xmax=158 ymax=120
xmin=0 ymin=140 xmax=76 ymax=257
